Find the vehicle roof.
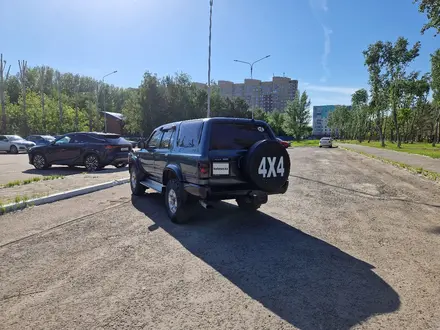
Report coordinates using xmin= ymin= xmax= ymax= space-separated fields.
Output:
xmin=62 ymin=132 xmax=120 ymax=136
xmin=155 ymin=117 xmax=269 ymax=131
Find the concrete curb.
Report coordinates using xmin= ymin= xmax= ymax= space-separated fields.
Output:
xmin=1 ymin=178 xmax=129 ymax=215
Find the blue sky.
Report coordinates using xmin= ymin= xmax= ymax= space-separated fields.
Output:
xmin=1 ymin=0 xmax=438 ymax=108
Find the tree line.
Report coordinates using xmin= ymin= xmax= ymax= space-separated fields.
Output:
xmin=0 ymin=57 xmax=312 ymax=139
xmin=0 ymin=58 xmax=129 ymax=136
xmin=328 ymin=0 xmax=440 ymax=147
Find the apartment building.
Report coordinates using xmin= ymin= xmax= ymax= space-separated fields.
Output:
xmin=214 ymin=76 xmax=298 ymax=112
xmin=312 ymin=105 xmax=351 ymax=137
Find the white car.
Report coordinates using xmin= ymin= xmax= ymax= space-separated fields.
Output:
xmin=319 ymin=137 xmax=333 ymax=148
xmin=0 ymin=135 xmax=36 ymax=154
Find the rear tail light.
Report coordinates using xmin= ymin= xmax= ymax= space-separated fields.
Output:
xmin=198 ymin=161 xmax=210 ymax=179
xmin=105 ymin=145 xmax=119 ymax=150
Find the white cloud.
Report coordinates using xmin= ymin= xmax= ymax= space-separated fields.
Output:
xmin=309 ymin=0 xmax=332 ymax=82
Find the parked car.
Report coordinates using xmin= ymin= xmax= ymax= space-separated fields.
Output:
xmin=26 ymin=135 xmax=56 ymax=146
xmin=28 ymin=132 xmax=132 ymax=171
xmin=276 ymin=138 xmax=290 ymax=148
xmin=123 ymin=136 xmax=141 ymax=148
xmin=129 ymin=117 xmax=291 ymax=224
xmin=319 ymin=137 xmax=333 ymax=148
xmin=0 ymin=135 xmax=36 ymax=154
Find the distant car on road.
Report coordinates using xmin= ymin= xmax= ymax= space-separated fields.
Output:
xmin=26 ymin=135 xmax=56 ymax=146
xmin=319 ymin=137 xmax=333 ymax=148
xmin=276 ymin=138 xmax=290 ymax=148
xmin=0 ymin=135 xmax=36 ymax=154
xmin=28 ymin=132 xmax=132 ymax=171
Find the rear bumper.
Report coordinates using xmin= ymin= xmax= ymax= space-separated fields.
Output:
xmin=184 ymin=180 xmax=289 ymax=201
xmin=103 ymin=152 xmax=129 ymax=166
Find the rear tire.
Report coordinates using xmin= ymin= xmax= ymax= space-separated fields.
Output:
xmin=84 ymin=154 xmax=100 ymax=172
xmin=236 ymin=197 xmax=261 ymax=211
xmin=10 ymin=145 xmax=18 ymax=154
xmin=130 ymin=165 xmax=146 ymax=196
xmin=165 ymin=179 xmax=190 ymax=224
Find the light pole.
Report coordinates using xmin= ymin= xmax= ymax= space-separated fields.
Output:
xmin=100 ymin=70 xmax=117 ymax=132
xmin=233 ymin=55 xmax=270 ymax=79
xmin=207 ymin=0 xmax=213 ymax=118
xmin=234 ymin=55 xmax=270 ymax=119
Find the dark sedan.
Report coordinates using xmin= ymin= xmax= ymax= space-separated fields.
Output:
xmin=28 ymin=132 xmax=132 ymax=171
xmin=26 ymin=135 xmax=56 ymax=146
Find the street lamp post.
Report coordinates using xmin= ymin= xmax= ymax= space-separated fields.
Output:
xmin=207 ymin=0 xmax=213 ymax=118
xmin=233 ymin=55 xmax=270 ymax=80
xmin=233 ymin=55 xmax=270 ymax=119
xmin=99 ymin=70 xmax=117 ymax=133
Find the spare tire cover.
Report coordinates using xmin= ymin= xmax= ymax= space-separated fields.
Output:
xmin=244 ymin=139 xmax=291 ymax=193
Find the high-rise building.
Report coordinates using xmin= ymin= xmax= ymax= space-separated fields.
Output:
xmin=198 ymin=76 xmax=298 ymax=112
xmin=312 ymin=105 xmax=351 ymax=136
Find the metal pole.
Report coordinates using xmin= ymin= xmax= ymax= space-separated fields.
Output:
xmin=233 ymin=55 xmax=270 ymax=119
xmin=103 ymin=79 xmax=107 ymax=133
xmin=207 ymin=0 xmax=213 ymax=118
xmin=101 ymin=70 xmax=117 ymax=133
xmin=95 ymin=82 xmax=99 ymax=132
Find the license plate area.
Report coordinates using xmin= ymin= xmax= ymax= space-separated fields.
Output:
xmin=212 ymin=162 xmax=230 ymax=176
xmin=121 ymin=147 xmax=129 ymax=151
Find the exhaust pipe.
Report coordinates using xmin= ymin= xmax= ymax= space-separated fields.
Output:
xmin=199 ymin=200 xmax=213 ymax=209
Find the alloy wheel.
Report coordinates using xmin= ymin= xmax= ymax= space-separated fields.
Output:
xmin=85 ymin=155 xmax=99 ymax=171
xmin=167 ymin=189 xmax=178 ymax=214
xmin=33 ymin=154 xmax=46 ymax=169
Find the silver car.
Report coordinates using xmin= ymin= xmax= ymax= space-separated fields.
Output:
xmin=319 ymin=137 xmax=333 ymax=148
xmin=0 ymin=135 xmax=36 ymax=154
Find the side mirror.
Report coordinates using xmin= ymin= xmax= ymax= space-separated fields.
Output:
xmin=138 ymin=141 xmax=146 ymax=149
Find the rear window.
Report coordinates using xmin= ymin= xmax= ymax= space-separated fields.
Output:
xmin=210 ymin=122 xmax=271 ymax=150
xmin=92 ymin=133 xmax=126 ymax=144
xmin=177 ymin=120 xmax=204 ymax=148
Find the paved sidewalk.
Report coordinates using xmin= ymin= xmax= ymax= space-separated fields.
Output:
xmin=0 ymin=170 xmax=129 ymax=204
xmin=338 ymin=143 xmax=440 ymax=173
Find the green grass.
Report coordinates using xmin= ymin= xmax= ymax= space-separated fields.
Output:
xmin=290 ymin=140 xmax=320 ymax=147
xmin=340 ymin=140 xmax=440 ymax=159
xmin=341 ymin=146 xmax=440 ymax=182
xmin=2 ymin=175 xmax=64 ymax=188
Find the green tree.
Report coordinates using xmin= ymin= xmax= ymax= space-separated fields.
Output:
xmin=252 ymin=107 xmax=268 ymax=122
xmin=383 ymin=37 xmax=421 ymax=147
xmin=122 ymin=89 xmax=143 ymax=135
xmin=364 ymin=42 xmax=388 ymax=146
xmin=283 ymin=90 xmax=311 ymax=140
xmin=268 ymin=110 xmax=285 ymax=135
xmin=414 ymin=0 xmax=440 ymax=36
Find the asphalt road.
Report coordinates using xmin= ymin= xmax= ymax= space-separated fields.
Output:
xmin=1 ymin=147 xmax=440 ymax=330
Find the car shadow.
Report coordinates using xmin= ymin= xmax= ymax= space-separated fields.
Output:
xmin=131 ymin=194 xmax=400 ymax=330
xmin=22 ymin=166 xmax=128 ymax=177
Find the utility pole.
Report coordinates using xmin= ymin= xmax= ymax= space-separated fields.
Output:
xmin=207 ymin=0 xmax=213 ymax=118
xmin=101 ymin=70 xmax=117 ymax=132
xmin=55 ymin=71 xmax=63 ymax=133
xmin=234 ymin=55 xmax=270 ymax=79
xmin=234 ymin=55 xmax=270 ymax=119
xmin=40 ymin=67 xmax=46 ymax=133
